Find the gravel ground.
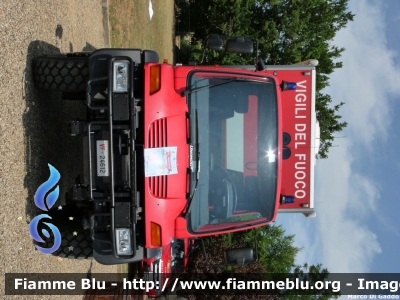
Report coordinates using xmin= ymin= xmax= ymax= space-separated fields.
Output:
xmin=0 ymin=0 xmax=117 ymax=299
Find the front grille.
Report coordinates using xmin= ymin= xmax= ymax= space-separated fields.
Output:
xmin=149 ymin=175 xmax=168 ymax=198
xmin=148 ymin=118 xmax=168 ymax=198
xmin=149 ymin=118 xmax=167 ymax=148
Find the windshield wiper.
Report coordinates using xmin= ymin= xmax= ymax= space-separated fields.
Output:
xmin=182 ymin=77 xmax=270 ymax=96
xmin=224 ymin=222 xmax=260 ymax=231
xmin=185 ymin=109 xmax=200 ymax=214
xmin=182 ymin=78 xmax=236 ymax=96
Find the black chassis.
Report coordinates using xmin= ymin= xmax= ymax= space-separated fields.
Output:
xmin=69 ymin=49 xmax=159 ymax=264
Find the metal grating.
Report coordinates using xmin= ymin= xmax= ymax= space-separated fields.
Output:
xmin=148 ymin=118 xmax=168 ymax=198
xmin=149 ymin=118 xmax=167 ymax=148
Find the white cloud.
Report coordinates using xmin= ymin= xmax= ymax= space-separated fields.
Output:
xmin=314 ymin=142 xmax=382 ymax=273
xmin=312 ymin=0 xmax=400 ymax=272
xmin=278 ymin=0 xmax=400 ymax=273
xmin=325 ymin=0 xmax=400 ymax=147
xmin=276 ymin=214 xmax=320 ymax=266
xmin=278 ymin=142 xmax=382 ymax=273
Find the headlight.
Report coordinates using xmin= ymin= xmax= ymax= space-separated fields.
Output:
xmin=113 ymin=61 xmax=129 ymax=93
xmin=115 ymin=228 xmax=132 ymax=255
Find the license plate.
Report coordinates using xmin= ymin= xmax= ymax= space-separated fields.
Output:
xmin=96 ymin=140 xmax=109 ymax=177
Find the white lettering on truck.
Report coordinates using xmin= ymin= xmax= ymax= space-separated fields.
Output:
xmin=294 ymin=80 xmax=308 ymax=199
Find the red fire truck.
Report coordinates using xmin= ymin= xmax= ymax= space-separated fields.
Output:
xmin=139 ymin=38 xmax=319 ymax=296
xmin=33 ymin=34 xmax=318 ymax=297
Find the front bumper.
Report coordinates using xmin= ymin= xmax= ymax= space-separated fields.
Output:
xmin=75 ymin=49 xmax=159 ymax=264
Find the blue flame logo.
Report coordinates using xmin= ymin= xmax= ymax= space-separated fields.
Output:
xmin=29 ymin=214 xmax=61 ymax=254
xmin=29 ymin=164 xmax=62 ymax=254
xmin=34 ymin=164 xmax=60 ymax=211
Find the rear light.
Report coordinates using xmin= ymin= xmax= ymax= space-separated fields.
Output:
xmin=150 ymin=65 xmax=161 ymax=94
xmin=151 ymin=222 xmax=162 ymax=246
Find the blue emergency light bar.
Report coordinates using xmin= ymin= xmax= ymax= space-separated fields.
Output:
xmin=280 ymin=195 xmax=295 ymax=204
xmin=280 ymin=81 xmax=297 ymax=91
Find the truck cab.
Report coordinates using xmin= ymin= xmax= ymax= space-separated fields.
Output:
xmin=140 ymin=44 xmax=318 ymax=297
xmin=144 ymin=65 xmax=282 ymax=244
xmin=141 ymin=63 xmax=283 ymax=297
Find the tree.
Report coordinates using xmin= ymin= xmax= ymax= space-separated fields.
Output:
xmin=243 ymin=224 xmax=302 ymax=274
xmin=187 ymin=224 xmax=337 ymax=299
xmin=315 ymin=93 xmax=347 ymax=158
xmin=196 ymin=224 xmax=301 ymax=273
xmin=176 ymin=0 xmax=354 ymax=158
xmin=280 ymin=263 xmax=341 ymax=299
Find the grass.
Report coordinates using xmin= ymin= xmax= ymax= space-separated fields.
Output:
xmin=109 ymin=0 xmax=175 ymax=63
xmin=108 ymin=1 xmax=175 ymax=278
xmin=118 ymin=263 xmax=129 ymax=277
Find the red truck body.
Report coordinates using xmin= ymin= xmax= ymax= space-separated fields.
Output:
xmin=140 ymin=62 xmax=318 ymax=296
xmin=143 ymin=64 xmax=286 ymax=246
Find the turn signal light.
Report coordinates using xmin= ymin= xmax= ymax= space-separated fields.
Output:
xmin=150 ymin=65 xmax=161 ymax=94
xmin=151 ymin=222 xmax=162 ymax=246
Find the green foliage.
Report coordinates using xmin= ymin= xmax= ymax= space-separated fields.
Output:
xmin=280 ymin=263 xmax=341 ymax=299
xmin=176 ymin=0 xmax=354 ymax=158
xmin=316 ymin=92 xmax=348 ymax=158
xmin=176 ymin=37 xmax=202 ymax=64
xmin=200 ymin=225 xmax=339 ymax=298
xmin=225 ymin=224 xmax=302 ymax=274
xmin=251 ymin=225 xmax=301 ymax=274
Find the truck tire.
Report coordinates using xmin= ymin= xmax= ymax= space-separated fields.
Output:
xmin=34 ymin=205 xmax=93 ymax=260
xmin=37 ymin=229 xmax=93 ymax=260
xmin=33 ymin=56 xmax=89 ymax=92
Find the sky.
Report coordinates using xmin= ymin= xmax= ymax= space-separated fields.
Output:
xmin=276 ymin=0 xmax=400 ymax=274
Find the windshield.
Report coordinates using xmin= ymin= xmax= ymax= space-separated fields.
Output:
xmin=186 ymin=71 xmax=279 ymax=233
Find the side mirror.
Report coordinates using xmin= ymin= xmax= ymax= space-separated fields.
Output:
xmin=198 ymin=34 xmax=258 ymax=64
xmin=199 ymin=228 xmax=259 ymax=267
xmin=206 ymin=34 xmax=223 ymax=51
xmin=226 ymin=247 xmax=254 ymax=266
xmin=226 ymin=37 xmax=254 ymax=54
xmin=200 ymin=34 xmax=224 ymax=64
